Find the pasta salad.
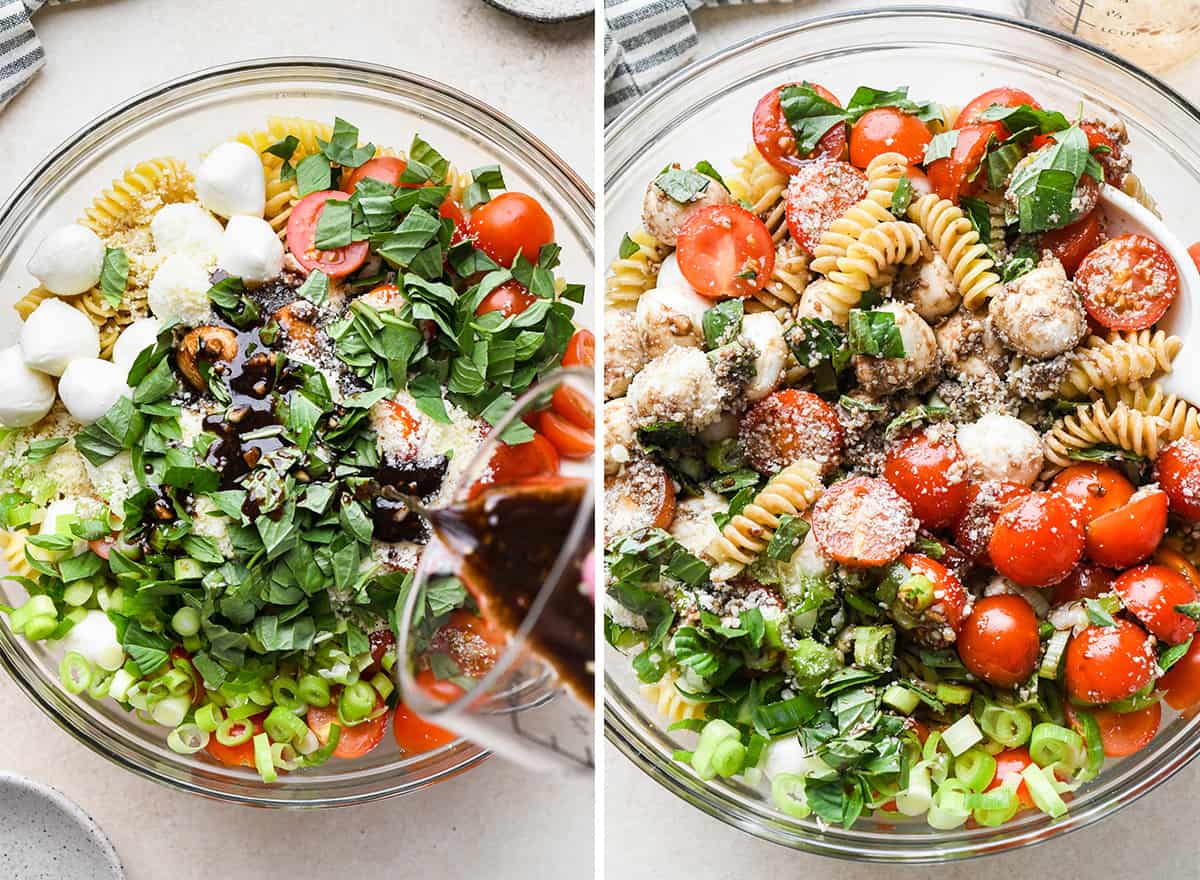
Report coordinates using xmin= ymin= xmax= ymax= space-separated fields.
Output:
xmin=0 ymin=115 xmax=591 ymax=780
xmin=603 ymin=81 xmax=1200 ymax=830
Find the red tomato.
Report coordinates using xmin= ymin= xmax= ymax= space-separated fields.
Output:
xmin=476 ymin=433 xmax=560 ymax=493
xmin=849 ymin=108 xmax=932 ymax=168
xmin=362 ymin=629 xmax=396 ymax=679
xmin=926 ymin=123 xmax=1000 ymax=202
xmin=287 ymin=191 xmax=370 ymax=278
xmin=467 ymin=192 xmax=555 ymax=268
xmin=954 ymin=481 xmax=1030 ymax=562
xmin=1050 ymin=463 xmax=1135 ymax=525
xmin=308 ymin=697 xmax=388 ymax=760
xmin=1188 ymin=241 xmax=1200 ymax=274
xmin=676 ymin=204 xmax=775 ymax=298
xmin=1155 ymin=438 xmax=1200 ymax=522
xmin=989 ymin=492 xmax=1084 ymax=587
xmin=1065 ymin=619 xmax=1157 ymax=704
xmin=393 ymin=701 xmax=457 ymax=755
xmin=205 ymin=716 xmax=264 ymax=769
xmin=537 ymin=409 xmax=594 ymax=460
xmin=562 ymin=328 xmax=594 ymax=368
xmin=1154 ymin=546 xmax=1200 ymax=589
xmin=957 ymin=595 xmax=1041 ymax=688
xmin=738 ymin=389 xmax=844 ymax=475
xmin=1041 ymin=210 xmax=1102 ymax=276
xmin=1084 ymin=487 xmax=1168 ymax=569
xmin=88 ymin=537 xmax=114 ymax=560
xmin=987 ymin=747 xmax=1036 ymax=810
xmin=883 ymin=429 xmax=970 ymax=529
xmin=1113 ymin=564 xmax=1198 ymax=645
xmin=898 ymin=552 xmax=968 ymax=633
xmin=340 ymin=156 xmax=407 ymax=192
xmin=1075 ymin=233 xmax=1180 ymax=331
xmin=605 ymin=460 xmax=676 ymax=533
xmin=811 ymin=476 xmax=915 ymax=568
xmin=414 ymin=667 xmax=467 ymax=703
xmin=1052 ymin=563 xmax=1116 ymax=606
xmin=1080 ymin=122 xmax=1124 ymax=185
xmin=956 ymin=88 xmax=1041 ymax=130
xmin=551 ymin=385 xmax=593 ymax=430
xmin=1161 ymin=636 xmax=1200 ymax=710
xmin=475 ymin=280 xmax=536 ymax=317
xmin=1068 ymin=701 xmax=1162 ymax=757
xmin=751 ymin=83 xmax=847 ymax=176
xmin=784 ymin=158 xmax=868 ymax=255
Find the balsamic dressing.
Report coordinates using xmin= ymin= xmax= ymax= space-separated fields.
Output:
xmin=370 ymin=456 xmax=449 ymax=544
xmin=428 ymin=478 xmax=594 ymax=706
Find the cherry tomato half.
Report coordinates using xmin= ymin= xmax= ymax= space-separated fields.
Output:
xmin=987 ymin=747 xmax=1036 ymax=810
xmin=926 ymin=123 xmax=999 ymax=202
xmin=676 ymin=204 xmax=775 ymax=299
xmin=738 ymin=389 xmax=843 ymax=475
xmin=1067 ymin=700 xmax=1162 ymax=758
xmin=205 ymin=717 xmax=264 ymax=769
xmin=849 ymin=108 xmax=932 ymax=168
xmin=287 ymin=191 xmax=370 ymax=278
xmin=562 ymin=328 xmax=595 ymax=368
xmin=538 ymin=409 xmax=594 ymax=460
xmin=989 ymin=492 xmax=1084 ymax=587
xmin=811 ymin=477 xmax=915 ymax=568
xmin=1065 ymin=619 xmax=1157 ymax=704
xmin=954 ymin=481 xmax=1030 ymax=562
xmin=1075 ymin=233 xmax=1180 ymax=331
xmin=1084 ymin=487 xmax=1168 ymax=569
xmin=957 ymin=595 xmax=1042 ymax=688
xmin=551 ymin=384 xmax=593 ymax=430
xmin=1156 ymin=438 xmax=1200 ymax=522
xmin=1113 ymin=564 xmax=1198 ymax=645
xmin=475 ymin=280 xmax=536 ymax=318
xmin=956 ymin=87 xmax=1041 ymax=130
xmin=475 ymin=433 xmax=560 ymax=494
xmin=1050 ymin=463 xmax=1135 ymax=526
xmin=308 ymin=697 xmax=388 ymax=760
xmin=467 ymin=192 xmax=555 ymax=268
xmin=393 ymin=701 xmax=457 ymax=755
xmin=1161 ymin=636 xmax=1200 ymax=710
xmin=752 ymin=82 xmax=847 ymax=177
xmin=784 ymin=158 xmax=868 ymax=255
xmin=883 ymin=429 xmax=970 ymax=529
xmin=1041 ymin=210 xmax=1102 ymax=276
xmin=605 ymin=459 xmax=676 ymax=534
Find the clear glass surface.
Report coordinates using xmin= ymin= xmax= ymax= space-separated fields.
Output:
xmin=0 ymin=58 xmax=593 ymax=807
xmin=396 ymin=369 xmax=595 ymax=777
xmin=605 ymin=8 xmax=1200 ymax=861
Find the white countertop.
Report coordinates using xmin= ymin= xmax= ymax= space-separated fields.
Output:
xmin=0 ymin=2 xmax=594 ymax=879
xmin=606 ymin=4 xmax=1200 ymax=880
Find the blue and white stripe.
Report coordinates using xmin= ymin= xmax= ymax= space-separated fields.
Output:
xmin=604 ymin=0 xmax=793 ymax=124
xmin=0 ymin=1 xmax=79 ymax=112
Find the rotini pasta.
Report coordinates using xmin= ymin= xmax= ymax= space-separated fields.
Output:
xmin=78 ymin=158 xmax=195 ymax=238
xmin=906 ymin=192 xmax=1001 ymax=310
xmin=0 ymin=531 xmax=34 ymax=581
xmin=639 ymin=671 xmax=707 ymax=723
xmin=1042 ymin=399 xmax=1169 ymax=470
xmin=1060 ymin=330 xmax=1182 ymax=399
xmin=810 ymin=152 xmax=907 ymax=278
xmin=706 ymin=459 xmax=823 ymax=569
xmin=757 ymin=237 xmax=811 ymax=310
xmin=605 ymin=228 xmax=666 ymax=309
xmin=726 ymin=145 xmax=788 ymax=242
xmin=1120 ymin=171 xmax=1161 ymax=219
xmin=13 ymin=287 xmax=55 ymax=319
xmin=828 ymin=221 xmax=929 ymax=294
xmin=1105 ymin=382 xmax=1200 ymax=443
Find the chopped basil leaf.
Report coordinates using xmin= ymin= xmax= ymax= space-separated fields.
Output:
xmin=296 ymin=269 xmax=329 ymax=304
xmin=1160 ymin=636 xmax=1194 ymax=672
xmin=959 ymin=197 xmax=993 ymax=254
xmin=890 ymin=175 xmax=913 ymax=217
xmin=1007 ymin=125 xmax=1092 ymax=233
xmin=923 ymin=130 xmax=959 ymax=165
xmin=838 ymin=395 xmax=884 ymax=413
xmin=986 ymin=142 xmax=1024 ymax=189
xmin=618 ymin=233 xmax=640 ymax=259
xmin=25 ymin=438 xmax=67 ymax=462
xmin=377 ymin=207 xmax=441 ymax=268
xmin=778 ymin=83 xmax=849 ymax=157
xmin=844 ymin=85 xmax=943 ymax=124
xmin=653 ymin=168 xmax=712 ymax=203
xmin=693 ymin=160 xmax=727 ymax=189
xmin=318 ymin=117 xmax=376 ymax=168
xmin=98 ymin=247 xmax=129 ymax=308
xmin=847 ymin=308 xmax=905 ymax=359
xmin=1085 ymin=597 xmax=1118 ymax=627
xmin=296 ymin=153 xmax=332 ymax=196
xmin=313 ymin=197 xmax=352 ymax=250
xmin=409 ymin=134 xmax=449 ymax=184
xmin=264 ymin=135 xmax=300 ymax=181
xmin=1175 ymin=603 xmax=1200 ymax=622
xmin=766 ymin=514 xmax=811 ymax=561
xmin=885 ymin=403 xmax=951 ymax=438
xmin=702 ymin=299 xmax=744 ymax=349
xmin=462 ymin=164 xmax=506 ymax=210
xmin=978 ymin=103 xmax=1070 ymax=137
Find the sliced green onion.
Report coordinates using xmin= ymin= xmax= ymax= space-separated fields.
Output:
xmin=107 ymin=668 xmax=137 ymax=702
xmin=173 ymin=557 xmax=204 ymax=580
xmin=711 ymin=738 xmax=747 ymax=778
xmin=895 ymin=761 xmax=933 ymax=816
xmin=1040 ymin=629 xmax=1070 ymax=679
xmin=62 ymin=581 xmax=94 ymax=607
xmin=370 ymin=671 xmax=395 ymax=702
xmin=1108 ymin=683 xmax=1159 ymax=714
xmin=970 ymin=781 xmax=1021 ymax=826
xmin=954 ymin=748 xmax=997 ymax=793
xmin=167 ymin=723 xmax=210 ymax=755
xmin=922 ymin=730 xmax=943 ymax=763
xmin=216 ymin=717 xmax=254 ymax=747
xmin=271 ymin=742 xmax=300 ymax=772
xmin=882 ymin=683 xmax=920 ymax=714
xmin=927 ymin=778 xmax=971 ymax=829
xmin=59 ymin=651 xmax=93 ymax=695
xmin=298 ymin=724 xmax=340 ymax=768
xmin=298 ymin=673 xmax=331 ymax=708
xmin=338 ymin=680 xmax=377 ymax=724
xmin=19 ymin=594 xmax=56 ymax=621
xmin=152 ymin=694 xmax=191 ymax=728
xmin=1021 ymin=763 xmax=1068 ymax=818
xmin=225 ymin=701 xmax=263 ymax=722
xmin=979 ymin=704 xmax=1033 ymax=748
xmin=264 ymin=705 xmax=308 ymax=744
xmin=1029 ymin=723 xmax=1084 ymax=771
xmin=23 ymin=615 xmax=57 ymax=640
xmin=88 ymin=671 xmax=113 ymax=701
xmin=1073 ymin=709 xmax=1105 ymax=782
xmin=936 ymin=682 xmax=973 ymax=705
xmin=771 ymin=773 xmax=811 ymax=819
xmin=248 ymin=685 xmax=273 ymax=707
xmin=692 ymin=719 xmax=741 ymax=781
xmin=171 ymin=607 xmax=201 ymax=637
xmin=943 ymin=715 xmax=984 ymax=756
xmin=194 ymin=702 xmax=224 ymax=733
xmin=271 ymin=676 xmax=307 ymax=713
xmin=253 ymin=732 xmax=277 ymax=783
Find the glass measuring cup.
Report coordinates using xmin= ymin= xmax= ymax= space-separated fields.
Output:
xmin=394 ymin=368 xmax=595 ymax=776
xmin=1023 ymin=0 xmax=1200 ymax=72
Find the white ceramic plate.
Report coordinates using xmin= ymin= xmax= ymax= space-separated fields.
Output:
xmin=0 ymin=773 xmax=123 ymax=879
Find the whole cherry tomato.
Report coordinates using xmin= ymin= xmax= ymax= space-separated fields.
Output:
xmin=957 ymin=595 xmax=1041 ymax=688
xmin=1155 ymin=438 xmax=1200 ymax=522
xmin=1084 ymin=487 xmax=1168 ymax=569
xmin=849 ymin=108 xmax=932 ymax=168
xmin=467 ymin=192 xmax=555 ymax=268
xmin=1113 ymin=564 xmax=1198 ymax=645
xmin=1064 ymin=619 xmax=1157 ymax=704
xmin=883 ymin=429 xmax=970 ymax=529
xmin=1050 ymin=463 xmax=1135 ymax=525
xmin=989 ymin=492 xmax=1084 ymax=587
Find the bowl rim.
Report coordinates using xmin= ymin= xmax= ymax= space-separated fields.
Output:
xmin=603 ymin=5 xmax=1200 ymax=861
xmin=0 ymin=55 xmax=592 ymax=808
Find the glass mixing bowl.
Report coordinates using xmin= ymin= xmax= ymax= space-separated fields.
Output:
xmin=605 ymin=8 xmax=1200 ymax=861
xmin=0 ymin=58 xmax=593 ymax=807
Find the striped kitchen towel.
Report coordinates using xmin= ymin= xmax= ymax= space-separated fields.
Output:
xmin=1 ymin=1 xmax=81 ymax=111
xmin=605 ymin=0 xmax=792 ymax=124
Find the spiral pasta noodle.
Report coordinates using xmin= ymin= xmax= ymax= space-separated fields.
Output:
xmin=828 ymin=221 xmax=929 ymax=294
xmin=236 ymin=117 xmax=336 ymax=236
xmin=1042 ymin=399 xmax=1169 ymax=470
xmin=605 ymin=228 xmax=667 ymax=309
xmin=79 ymin=158 xmax=194 ymax=238
xmin=1120 ymin=171 xmax=1161 ymax=219
xmin=0 ymin=531 xmax=35 ymax=581
xmin=639 ymin=670 xmax=707 ymax=723
xmin=13 ymin=287 xmax=55 ymax=319
xmin=706 ymin=459 xmax=823 ymax=569
xmin=1060 ymin=330 xmax=1182 ymax=399
xmin=1105 ymin=383 xmax=1200 ymax=443
xmin=757 ymin=238 xmax=811 ymax=311
xmin=727 ymin=145 xmax=789 ymax=241
xmin=906 ymin=192 xmax=1001 ymax=310
xmin=810 ymin=152 xmax=907 ymax=278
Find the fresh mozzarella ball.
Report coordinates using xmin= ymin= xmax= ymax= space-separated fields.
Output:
xmin=641 ymin=173 xmax=733 ymax=247
xmin=604 ymin=397 xmax=637 ymax=476
xmin=853 ymin=302 xmax=937 ymax=395
xmin=151 ymin=202 xmax=225 ymax=264
xmin=668 ymin=491 xmax=726 ymax=558
xmin=894 ymin=254 xmax=961 ymax=322
xmin=58 ymin=358 xmax=129 ymax=425
xmin=27 ymin=224 xmax=105 ymax=296
xmin=989 ymin=259 xmax=1087 ymax=359
xmin=111 ymin=317 xmax=162 ymax=368
xmin=627 ymin=346 xmax=722 ymax=434
xmin=217 ymin=215 xmax=284 ymax=283
xmin=32 ymin=498 xmax=88 ymax=561
xmin=957 ymin=413 xmax=1045 ymax=487
xmin=148 ymin=254 xmax=213 ymax=326
xmin=18 ymin=298 xmax=100 ymax=376
xmin=61 ymin=610 xmax=125 ymax=672
xmin=194 ymin=142 xmax=266 ymax=218
xmin=635 ymin=254 xmax=709 ymax=358
xmin=740 ymin=311 xmax=789 ymax=402
xmin=0 ymin=345 xmax=55 ymax=427
xmin=604 ymin=307 xmax=647 ymax=400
